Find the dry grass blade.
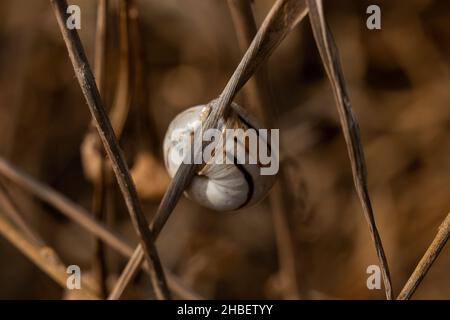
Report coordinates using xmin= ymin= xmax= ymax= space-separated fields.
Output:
xmin=94 ymin=0 xmax=107 ymax=95
xmin=227 ymin=0 xmax=301 ymax=299
xmin=227 ymin=0 xmax=272 ymax=121
xmin=92 ymin=0 xmax=109 ymax=299
xmin=109 ymin=0 xmax=132 ymax=138
xmin=108 ymin=245 xmax=142 ymax=299
xmin=108 ymin=0 xmax=309 ymax=300
xmin=0 ymin=214 xmax=99 ymax=299
xmin=398 ymin=212 xmax=450 ymax=300
xmin=108 ymin=191 xmax=183 ymax=299
xmin=127 ymin=0 xmax=171 ymax=200
xmin=0 ymin=156 xmax=131 ymax=257
xmin=0 ymin=181 xmax=98 ymax=299
xmin=0 ymin=181 xmax=45 ymax=246
xmin=306 ymin=0 xmax=392 ymax=299
xmin=0 ymin=156 xmax=201 ymax=299
xmin=49 ymin=0 xmax=170 ymax=299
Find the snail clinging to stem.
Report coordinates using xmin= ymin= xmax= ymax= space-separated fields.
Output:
xmin=163 ymin=101 xmax=279 ymax=211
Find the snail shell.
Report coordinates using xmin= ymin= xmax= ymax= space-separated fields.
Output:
xmin=163 ymin=102 xmax=278 ymax=211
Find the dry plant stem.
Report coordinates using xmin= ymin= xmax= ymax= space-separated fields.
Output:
xmin=109 ymin=0 xmax=309 ymax=300
xmin=108 ymin=244 xmax=142 ymax=299
xmin=94 ymin=0 xmax=107 ymax=94
xmin=0 ymin=181 xmax=45 ymax=246
xmin=227 ymin=0 xmax=301 ymax=299
xmin=92 ymin=0 xmax=109 ymax=298
xmin=270 ymin=185 xmax=301 ymax=297
xmin=91 ymin=0 xmax=133 ymax=298
xmin=306 ymin=0 xmax=393 ymax=299
xmin=108 ymin=167 xmax=197 ymax=299
xmin=0 ymin=156 xmax=200 ymax=299
xmin=50 ymin=0 xmax=170 ymax=300
xmin=129 ymin=0 xmax=160 ymax=155
xmin=398 ymin=213 xmax=450 ymax=300
xmin=227 ymin=0 xmax=271 ymax=121
xmin=109 ymin=0 xmax=132 ymax=138
xmin=0 ymin=182 xmax=97 ymax=298
xmin=0 ymin=215 xmax=98 ymax=299
xmin=92 ymin=161 xmax=108 ymax=297
xmin=0 ymin=157 xmax=131 ymax=256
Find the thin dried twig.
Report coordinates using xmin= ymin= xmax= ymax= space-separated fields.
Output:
xmin=227 ymin=0 xmax=301 ymax=299
xmin=94 ymin=0 xmax=107 ymax=95
xmin=109 ymin=0 xmax=132 ymax=138
xmin=49 ymin=0 xmax=170 ymax=299
xmin=227 ymin=0 xmax=267 ymax=120
xmin=92 ymin=0 xmax=109 ymax=298
xmin=0 ymin=181 xmax=97 ymax=298
xmin=128 ymin=1 xmax=171 ymax=200
xmin=0 ymin=156 xmax=200 ymax=299
xmin=0 ymin=213 xmax=98 ymax=299
xmin=109 ymin=0 xmax=309 ymax=299
xmin=398 ymin=212 xmax=450 ymax=300
xmin=0 ymin=181 xmax=45 ymax=246
xmin=306 ymin=0 xmax=393 ymax=299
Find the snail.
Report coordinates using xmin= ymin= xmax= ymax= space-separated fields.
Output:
xmin=163 ymin=102 xmax=278 ymax=211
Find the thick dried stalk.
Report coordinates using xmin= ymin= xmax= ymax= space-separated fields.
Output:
xmin=109 ymin=0 xmax=309 ymax=300
xmin=306 ymin=0 xmax=392 ymax=299
xmin=0 ymin=215 xmax=98 ymax=299
xmin=49 ymin=0 xmax=170 ymax=299
xmin=398 ymin=213 xmax=450 ymax=300
xmin=0 ymin=156 xmax=200 ymax=299
xmin=227 ymin=0 xmax=301 ymax=299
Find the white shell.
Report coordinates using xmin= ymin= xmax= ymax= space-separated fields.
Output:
xmin=163 ymin=103 xmax=278 ymax=211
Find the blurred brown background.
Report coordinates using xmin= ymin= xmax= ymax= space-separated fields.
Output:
xmin=0 ymin=0 xmax=450 ymax=299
